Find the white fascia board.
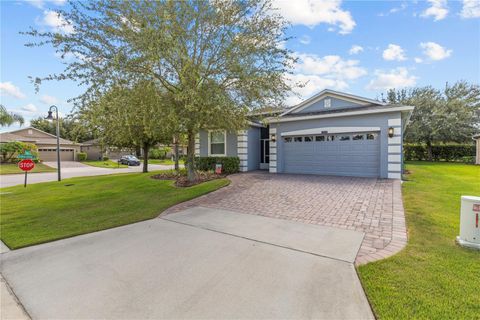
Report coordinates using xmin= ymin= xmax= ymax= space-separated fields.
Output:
xmin=269 ymin=106 xmax=415 ymax=123
xmin=281 ymin=127 xmax=381 ymax=137
xmin=281 ymin=89 xmax=385 ymax=116
xmin=248 ymin=121 xmax=265 ymax=128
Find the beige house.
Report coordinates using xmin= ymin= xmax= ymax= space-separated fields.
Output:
xmin=81 ymin=139 xmax=135 ymax=160
xmin=474 ymin=134 xmax=480 ymax=165
xmin=0 ymin=127 xmax=81 ymax=161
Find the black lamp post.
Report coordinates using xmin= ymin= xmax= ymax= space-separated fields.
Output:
xmin=46 ymin=105 xmax=61 ymax=181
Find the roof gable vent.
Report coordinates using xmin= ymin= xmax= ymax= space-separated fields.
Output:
xmin=324 ymin=98 xmax=331 ymax=108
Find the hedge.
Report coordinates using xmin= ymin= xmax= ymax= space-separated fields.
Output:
xmin=77 ymin=152 xmax=88 ymax=161
xmin=404 ymin=144 xmax=475 ymax=163
xmin=195 ymin=156 xmax=240 ymax=174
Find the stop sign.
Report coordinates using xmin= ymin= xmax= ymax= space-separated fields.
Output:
xmin=18 ymin=159 xmax=35 ymax=172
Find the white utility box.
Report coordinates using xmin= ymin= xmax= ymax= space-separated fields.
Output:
xmin=456 ymin=195 xmax=480 ymax=250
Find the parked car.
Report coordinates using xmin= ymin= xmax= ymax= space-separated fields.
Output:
xmin=119 ymin=155 xmax=141 ymax=166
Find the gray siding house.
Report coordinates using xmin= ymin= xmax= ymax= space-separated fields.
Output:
xmin=196 ymin=89 xmax=414 ymax=179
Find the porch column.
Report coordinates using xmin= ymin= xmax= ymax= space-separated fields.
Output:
xmin=237 ymin=130 xmax=248 ymax=172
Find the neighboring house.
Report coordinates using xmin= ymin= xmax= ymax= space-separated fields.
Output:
xmin=474 ymin=134 xmax=480 ymax=165
xmin=0 ymin=127 xmax=81 ymax=161
xmin=80 ymin=139 xmax=135 ymax=160
xmin=196 ymin=89 xmax=414 ymax=179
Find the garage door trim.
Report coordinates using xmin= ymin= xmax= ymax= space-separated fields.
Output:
xmin=281 ymin=127 xmax=381 ymax=137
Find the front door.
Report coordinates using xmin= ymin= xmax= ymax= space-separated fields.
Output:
xmin=260 ymin=127 xmax=270 ymax=170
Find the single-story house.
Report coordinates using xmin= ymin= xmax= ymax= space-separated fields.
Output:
xmin=0 ymin=127 xmax=81 ymax=161
xmin=474 ymin=134 xmax=480 ymax=165
xmin=196 ymin=89 xmax=414 ymax=179
xmin=80 ymin=139 xmax=135 ymax=160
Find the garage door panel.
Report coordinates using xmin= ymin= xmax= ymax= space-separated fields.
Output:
xmin=283 ymin=132 xmax=380 ymax=178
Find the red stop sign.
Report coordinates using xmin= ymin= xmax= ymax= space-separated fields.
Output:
xmin=18 ymin=159 xmax=35 ymax=172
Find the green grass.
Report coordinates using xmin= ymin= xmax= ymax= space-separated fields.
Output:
xmin=146 ymin=159 xmax=184 ymax=165
xmin=0 ymin=172 xmax=229 ymax=249
xmin=0 ymin=163 xmax=57 ymax=175
xmin=358 ymin=162 xmax=480 ymax=319
xmin=81 ymin=160 xmax=128 ymax=168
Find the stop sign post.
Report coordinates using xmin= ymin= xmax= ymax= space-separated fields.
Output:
xmin=17 ymin=153 xmax=36 ymax=187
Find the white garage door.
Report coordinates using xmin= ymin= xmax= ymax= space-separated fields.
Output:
xmin=283 ymin=132 xmax=380 ymax=177
xmin=38 ymin=149 xmax=75 ymax=161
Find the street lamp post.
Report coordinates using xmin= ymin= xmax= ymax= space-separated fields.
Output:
xmin=46 ymin=105 xmax=61 ymax=181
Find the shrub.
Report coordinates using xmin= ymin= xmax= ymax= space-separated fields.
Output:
xmin=0 ymin=141 xmax=38 ymax=163
xmin=149 ymin=146 xmax=172 ymax=159
xmin=404 ymin=144 xmax=475 ymax=163
xmin=195 ymin=156 xmax=240 ymax=174
xmin=102 ymin=156 xmax=109 ymax=161
xmin=77 ymin=152 xmax=87 ymax=161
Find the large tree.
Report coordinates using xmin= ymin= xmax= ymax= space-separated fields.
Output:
xmin=386 ymin=81 xmax=480 ymax=160
xmin=0 ymin=105 xmax=24 ymax=127
xmin=83 ymin=81 xmax=174 ymax=173
xmin=30 ymin=116 xmax=94 ymax=142
xmin=24 ymin=0 xmax=294 ymax=181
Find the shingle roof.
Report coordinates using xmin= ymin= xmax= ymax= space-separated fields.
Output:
xmin=0 ymin=132 xmax=36 ymax=143
xmin=281 ymin=104 xmax=403 ymax=118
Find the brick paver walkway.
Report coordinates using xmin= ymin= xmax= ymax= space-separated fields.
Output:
xmin=164 ymin=172 xmax=407 ymax=264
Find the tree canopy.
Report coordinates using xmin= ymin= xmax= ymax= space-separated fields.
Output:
xmin=30 ymin=116 xmax=94 ymax=143
xmin=0 ymin=105 xmax=24 ymax=127
xmin=24 ymin=0 xmax=294 ymax=180
xmin=385 ymin=80 xmax=480 ymax=159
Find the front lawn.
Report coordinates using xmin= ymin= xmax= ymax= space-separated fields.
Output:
xmin=0 ymin=172 xmax=229 ymax=249
xmin=81 ymin=160 xmax=128 ymax=168
xmin=147 ymin=159 xmax=184 ymax=165
xmin=358 ymin=162 xmax=480 ymax=319
xmin=0 ymin=163 xmax=57 ymax=175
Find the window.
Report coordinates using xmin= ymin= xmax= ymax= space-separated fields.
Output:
xmin=209 ymin=131 xmax=226 ymax=155
xmin=304 ymin=136 xmax=313 ymax=142
xmin=366 ymin=133 xmax=378 ymax=140
xmin=326 ymin=135 xmax=335 ymax=141
xmin=294 ymin=137 xmax=303 ymax=142
xmin=324 ymin=98 xmax=331 ymax=108
xmin=339 ymin=135 xmax=350 ymax=141
xmin=315 ymin=136 xmax=325 ymax=142
xmin=353 ymin=134 xmax=364 ymax=140
xmin=284 ymin=137 xmax=292 ymax=143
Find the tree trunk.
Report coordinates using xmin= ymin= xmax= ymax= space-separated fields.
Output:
xmin=426 ymin=141 xmax=433 ymax=162
xmin=174 ymin=136 xmax=179 ymax=172
xmin=186 ymin=131 xmax=196 ymax=182
xmin=142 ymin=143 xmax=150 ymax=173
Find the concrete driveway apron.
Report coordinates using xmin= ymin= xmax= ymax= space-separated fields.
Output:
xmin=1 ymin=207 xmax=373 ymax=319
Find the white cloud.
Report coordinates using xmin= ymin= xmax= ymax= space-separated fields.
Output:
xmin=421 ymin=0 xmax=448 ymax=21
xmin=382 ymin=44 xmax=407 ymax=61
xmin=420 ymin=42 xmax=452 ymax=60
xmin=39 ymin=10 xmax=74 ymax=34
xmin=379 ymin=2 xmax=408 ymax=16
xmin=349 ymin=45 xmax=363 ymax=55
xmin=294 ymin=53 xmax=367 ymax=80
xmin=366 ymin=67 xmax=417 ymax=90
xmin=460 ymin=0 xmax=480 ymax=18
xmin=299 ymin=35 xmax=311 ymax=45
xmin=271 ymin=0 xmax=356 ymax=34
xmin=414 ymin=57 xmax=423 ymax=63
xmin=21 ymin=103 xmax=38 ymax=113
xmin=284 ymin=52 xmax=367 ymax=105
xmin=0 ymin=82 xmax=26 ymax=99
xmin=27 ymin=0 xmax=66 ymax=9
xmin=39 ymin=94 xmax=59 ymax=105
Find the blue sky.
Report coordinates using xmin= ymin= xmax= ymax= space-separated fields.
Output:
xmin=1 ymin=0 xmax=479 ymax=132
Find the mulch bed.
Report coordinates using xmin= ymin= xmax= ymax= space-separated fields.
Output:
xmin=151 ymin=170 xmax=226 ymax=187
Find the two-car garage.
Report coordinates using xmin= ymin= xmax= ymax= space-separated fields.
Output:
xmin=281 ymin=128 xmax=381 ymax=178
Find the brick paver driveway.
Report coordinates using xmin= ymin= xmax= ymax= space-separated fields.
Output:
xmin=165 ymin=172 xmax=407 ymax=264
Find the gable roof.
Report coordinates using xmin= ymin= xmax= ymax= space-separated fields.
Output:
xmin=281 ymin=89 xmax=385 ymax=116
xmin=1 ymin=127 xmax=78 ymax=145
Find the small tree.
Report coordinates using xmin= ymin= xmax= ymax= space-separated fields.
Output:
xmin=82 ymin=81 xmax=174 ymax=173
